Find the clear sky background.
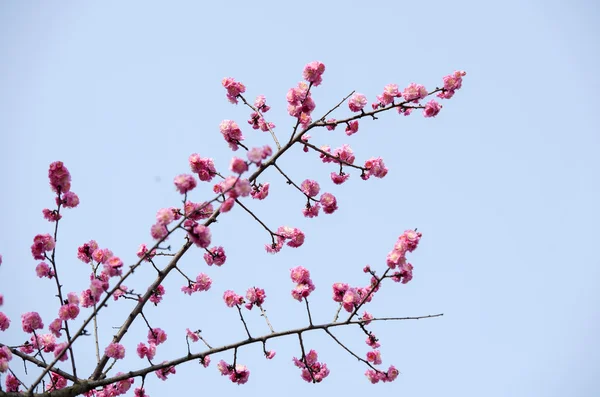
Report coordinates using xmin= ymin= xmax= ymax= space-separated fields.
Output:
xmin=1 ymin=1 xmax=598 ymax=396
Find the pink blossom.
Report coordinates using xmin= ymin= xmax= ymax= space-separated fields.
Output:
xmin=31 ymin=234 xmax=55 ymax=260
xmin=48 ymin=161 xmax=71 ymax=194
xmin=148 ymin=328 xmax=167 ymax=345
xmin=361 ymin=311 xmax=374 ymax=325
xmin=150 ymin=223 xmax=169 ymax=240
xmin=105 ymin=343 xmax=125 ymax=360
xmin=251 ymin=183 xmax=269 ymax=200
xmin=54 ymin=342 xmax=68 ymax=362
xmin=303 ymin=61 xmax=326 ymax=86
xmin=115 ymin=373 xmax=134 ymax=394
xmin=77 ymin=240 xmax=98 ymax=263
xmin=91 ymin=248 xmax=112 ymax=264
xmin=35 ymin=333 xmax=56 ymax=353
xmin=0 ymin=345 xmax=12 ymax=372
xmin=385 ymin=365 xmax=399 ymax=382
xmin=366 ymin=333 xmax=380 ymax=348
xmin=325 ymin=118 xmax=337 ymax=130
xmin=229 ymin=364 xmax=250 ymax=384
xmin=137 ymin=243 xmax=156 ymax=261
xmin=204 ymin=246 xmax=226 ymax=266
xmin=278 ymin=226 xmax=305 ymax=248
xmin=230 ymin=157 xmax=248 ymax=174
xmin=438 ymin=70 xmax=466 ymax=99
xmin=348 ymin=93 xmax=367 ymax=112
xmin=391 ymin=262 xmax=414 ymax=284
xmin=46 ymin=372 xmax=66 ymax=391
xmin=185 ymin=201 xmax=214 ymax=220
xmin=49 ymin=318 xmax=62 ymax=337
xmin=156 ymin=208 xmax=175 ymax=226
xmin=320 ymin=193 xmax=338 ymax=214
xmin=332 ymin=282 xmax=349 ymax=302
xmin=223 ymin=290 xmax=244 ymax=307
xmin=331 ymin=172 xmax=350 ymax=185
xmin=149 ymin=285 xmax=165 ymax=305
xmin=362 ymin=157 xmax=388 ymax=180
xmin=396 ymin=229 xmax=422 ymax=252
xmin=36 ymin=262 xmax=54 ymax=278
xmin=423 ymin=99 xmax=442 ymax=117
xmin=254 ymin=95 xmax=270 ymax=112
xmin=190 ymin=272 xmax=212 ymax=293
xmin=332 ymin=144 xmax=355 ymax=165
xmin=217 ymin=360 xmax=231 ymax=375
xmin=291 ymin=281 xmax=316 ymax=301
xmin=134 ymin=387 xmax=149 ymax=397
xmin=186 ymin=328 xmax=200 ymax=342
xmin=290 ymin=266 xmax=311 ymax=284
xmin=201 ymin=355 xmax=211 ymax=368
xmin=43 ymin=208 xmax=61 ymax=222
xmin=5 ymin=373 xmax=18 ymax=391
xmin=365 ymin=369 xmax=384 ymax=384
xmin=300 ymin=179 xmax=320 ymax=197
xmin=174 ymin=174 xmax=197 ymax=194
xmin=293 ymin=350 xmax=330 ymax=383
xmin=220 ymin=197 xmax=235 ymax=213
xmin=189 ymin=154 xmax=217 ymax=182
xmin=60 ymin=191 xmax=79 ymax=208
xmin=386 ymin=249 xmax=406 ymax=269
xmin=21 ymin=312 xmax=43 ymax=333
xmin=265 ymin=350 xmax=276 ymax=359
xmin=345 ymin=120 xmax=359 ymax=136
xmin=220 ymin=120 xmax=244 ymax=151
xmin=245 ymin=287 xmax=266 ymax=309
xmin=155 ymin=363 xmax=176 ymax=380
xmin=366 ymin=350 xmax=382 ymax=365
xmin=189 ymin=224 xmax=211 ymax=248
xmin=0 ymin=312 xmax=11 ymax=331
xmin=402 ymin=83 xmax=428 ymax=102
xmin=247 ymin=147 xmax=263 ymax=164
xmin=104 ymin=256 xmax=123 ymax=277
xmin=302 ymin=203 xmax=320 ymax=218
xmin=58 ymin=303 xmax=79 ymax=321
xmin=222 ymin=77 xmax=246 ymax=104
xmin=136 ymin=343 xmax=156 ymax=360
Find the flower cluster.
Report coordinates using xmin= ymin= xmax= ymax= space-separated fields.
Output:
xmin=220 ymin=120 xmax=245 ymax=151
xmin=248 ymin=95 xmax=275 ymax=132
xmin=189 ymin=154 xmax=217 ymax=182
xmin=203 ymin=246 xmax=226 ymax=266
xmin=222 ymin=77 xmax=246 ymax=104
xmin=244 ymin=287 xmax=266 ymax=310
xmin=181 ymin=273 xmax=212 ymax=295
xmin=331 ymin=282 xmax=376 ymax=312
xmin=362 ymin=157 xmax=388 ymax=180
xmin=223 ymin=290 xmax=245 ymax=308
xmin=217 ymin=360 xmax=250 ymax=385
xmin=287 ymin=81 xmax=315 ymax=128
xmin=437 ymin=70 xmax=466 ymax=99
xmin=293 ymin=350 xmax=330 ymax=383
xmin=265 ymin=226 xmax=305 ymax=253
xmin=386 ymin=229 xmax=422 ymax=284
xmin=372 ymin=84 xmax=403 ymax=109
xmin=290 ymin=266 xmax=315 ymax=301
xmin=31 ymin=234 xmax=55 ymax=260
xmin=365 ymin=366 xmax=399 ymax=384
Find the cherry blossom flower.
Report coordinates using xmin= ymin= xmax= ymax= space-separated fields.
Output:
xmin=302 ymin=61 xmax=326 ymax=86
xmin=48 ymin=161 xmax=71 ymax=194
xmin=105 ymin=343 xmax=125 ymax=360
xmin=31 ymin=234 xmax=55 ymax=260
xmin=423 ymin=99 xmax=442 ymax=117
xmin=204 ymin=246 xmax=226 ymax=266
xmin=220 ymin=120 xmax=245 ymax=151
xmin=21 ymin=312 xmax=43 ymax=333
xmin=222 ymin=77 xmax=246 ymax=104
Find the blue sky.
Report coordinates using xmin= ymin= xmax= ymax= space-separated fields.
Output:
xmin=1 ymin=1 xmax=598 ymax=396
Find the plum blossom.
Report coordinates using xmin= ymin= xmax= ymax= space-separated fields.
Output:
xmin=21 ymin=312 xmax=43 ymax=333
xmin=137 ymin=343 xmax=156 ymax=360
xmin=222 ymin=77 xmax=246 ymax=104
xmin=293 ymin=350 xmax=330 ymax=383
xmin=48 ymin=161 xmax=71 ymax=194
xmin=220 ymin=120 xmax=244 ymax=151
xmin=188 ymin=224 xmax=211 ymax=248
xmin=204 ymin=246 xmax=226 ymax=266
xmin=348 ymin=93 xmax=367 ymax=112
xmin=362 ymin=157 xmax=388 ymax=180
xmin=174 ymin=174 xmax=197 ymax=194
xmin=303 ymin=61 xmax=325 ymax=86
xmin=251 ymin=182 xmax=269 ymax=200
xmin=105 ymin=343 xmax=125 ymax=360
xmin=223 ymin=290 xmax=244 ymax=307
xmin=189 ymin=154 xmax=217 ymax=182
xmin=423 ymin=99 xmax=442 ymax=117
xmin=31 ymin=234 xmax=55 ymax=260
xmin=300 ymin=179 xmax=320 ymax=197
xmin=245 ymin=287 xmax=266 ymax=310
xmin=345 ymin=120 xmax=359 ymax=136
xmin=320 ymin=193 xmax=338 ymax=214
xmin=402 ymin=83 xmax=428 ymax=102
